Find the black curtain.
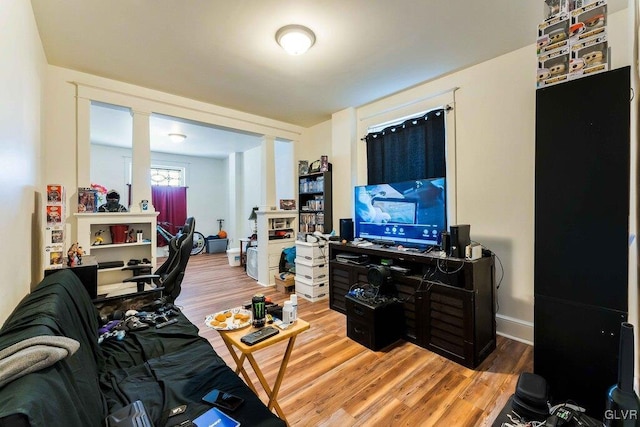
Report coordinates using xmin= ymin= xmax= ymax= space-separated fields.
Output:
xmin=365 ymin=108 xmax=446 ymax=184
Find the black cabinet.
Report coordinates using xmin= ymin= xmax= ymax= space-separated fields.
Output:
xmin=298 ymin=171 xmax=332 ymax=235
xmin=534 ymin=67 xmax=630 ymax=417
xmin=345 ymin=294 xmax=403 ymax=350
xmin=329 ymin=243 xmax=496 ymax=368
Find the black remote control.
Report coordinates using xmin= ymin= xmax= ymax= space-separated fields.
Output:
xmin=241 ymin=326 xmax=279 ymax=346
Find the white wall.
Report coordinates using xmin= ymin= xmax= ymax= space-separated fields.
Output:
xmin=90 ymin=144 xmax=227 ymax=237
xmin=0 ymin=1 xmax=47 ymax=326
xmin=332 ymin=8 xmax=632 ymax=344
xmin=275 ymin=140 xmax=295 ymax=203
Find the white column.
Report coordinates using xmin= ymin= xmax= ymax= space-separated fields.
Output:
xmin=227 ymin=152 xmax=245 ymax=247
xmin=130 ymin=109 xmax=154 ymax=213
xmin=331 ymin=107 xmax=357 ymax=225
xmin=260 ymin=135 xmax=276 ymax=208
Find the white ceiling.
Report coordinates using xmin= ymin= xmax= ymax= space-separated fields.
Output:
xmin=31 ymin=0 xmax=628 ymax=157
xmin=90 ymin=102 xmax=264 ymax=159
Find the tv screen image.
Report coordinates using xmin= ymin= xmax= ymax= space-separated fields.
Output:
xmin=354 ymin=177 xmax=446 ymax=247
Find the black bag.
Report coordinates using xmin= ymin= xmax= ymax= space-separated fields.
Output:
xmin=511 ymin=372 xmax=549 ymax=421
xmin=105 ymin=400 xmax=153 ymax=427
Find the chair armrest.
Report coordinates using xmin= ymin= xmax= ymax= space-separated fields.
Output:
xmin=122 ymin=263 xmax=153 ymax=271
xmin=123 ymin=274 xmax=160 ymax=283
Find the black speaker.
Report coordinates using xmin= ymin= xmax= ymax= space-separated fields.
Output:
xmin=450 ymin=224 xmax=470 ymax=258
xmin=340 ymin=218 xmax=354 ymax=241
xmin=440 ymin=231 xmax=451 ymax=255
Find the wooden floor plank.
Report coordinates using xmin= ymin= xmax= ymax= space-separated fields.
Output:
xmin=176 ymin=253 xmax=532 ymax=426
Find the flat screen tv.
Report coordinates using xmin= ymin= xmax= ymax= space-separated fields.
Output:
xmin=354 ymin=177 xmax=446 ymax=248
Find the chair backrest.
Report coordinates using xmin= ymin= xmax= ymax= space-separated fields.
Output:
xmin=160 ymin=217 xmax=195 ymax=302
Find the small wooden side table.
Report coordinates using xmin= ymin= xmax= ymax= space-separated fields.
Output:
xmin=217 ymin=319 xmax=310 ymax=424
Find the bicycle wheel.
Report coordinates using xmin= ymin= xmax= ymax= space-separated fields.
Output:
xmin=191 ymin=232 xmax=206 ymax=255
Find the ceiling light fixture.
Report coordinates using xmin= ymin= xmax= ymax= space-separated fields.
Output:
xmin=276 ymin=25 xmax=316 ymax=55
xmin=168 ymin=133 xmax=186 ymax=143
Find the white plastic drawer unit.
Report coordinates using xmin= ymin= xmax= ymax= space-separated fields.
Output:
xmin=295 ymin=241 xmax=328 ymax=266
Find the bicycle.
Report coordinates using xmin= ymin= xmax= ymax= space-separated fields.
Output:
xmin=157 ymin=221 xmax=206 ymax=256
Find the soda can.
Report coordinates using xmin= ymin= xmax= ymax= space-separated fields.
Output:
xmin=251 ymin=294 xmax=266 ymax=327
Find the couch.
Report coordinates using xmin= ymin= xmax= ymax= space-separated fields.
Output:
xmin=0 ymin=269 xmax=285 ymax=427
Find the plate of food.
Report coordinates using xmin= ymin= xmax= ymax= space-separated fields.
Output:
xmin=205 ymin=308 xmax=252 ymax=331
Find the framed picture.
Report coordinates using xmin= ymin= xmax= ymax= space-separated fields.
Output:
xmin=280 ymin=199 xmax=296 ymax=210
xmin=298 ymin=161 xmax=309 ymax=176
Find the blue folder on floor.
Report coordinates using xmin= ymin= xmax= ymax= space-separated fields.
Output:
xmin=193 ymin=407 xmax=240 ymax=427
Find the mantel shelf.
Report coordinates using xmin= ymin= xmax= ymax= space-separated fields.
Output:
xmin=90 ymin=241 xmax=151 ymax=250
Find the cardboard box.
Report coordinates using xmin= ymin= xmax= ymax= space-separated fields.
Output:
xmin=569 ymin=36 xmax=608 ymax=79
xmin=544 ymin=0 xmax=571 ymax=20
xmin=570 ymin=0 xmax=607 ymax=44
xmin=537 ymin=45 xmax=571 ymax=88
xmin=275 ymin=273 xmax=295 ymax=293
xmin=45 ymin=225 xmax=65 ymax=246
xmin=46 ymin=184 xmax=64 ymax=205
xmin=77 ymin=187 xmax=96 ymax=213
xmin=46 ymin=205 xmax=64 ymax=225
xmin=538 ymin=14 xmax=570 ymax=54
xmin=44 ymin=245 xmax=65 ymax=269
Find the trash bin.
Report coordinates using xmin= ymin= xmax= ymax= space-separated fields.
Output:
xmin=226 ymin=248 xmax=241 ymax=266
xmin=109 ymin=225 xmax=128 ymax=244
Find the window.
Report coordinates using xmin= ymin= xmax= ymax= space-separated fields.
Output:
xmin=150 ymin=167 xmax=184 ymax=186
xmin=365 ymin=108 xmax=446 ymax=185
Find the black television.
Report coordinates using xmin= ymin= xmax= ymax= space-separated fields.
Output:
xmin=354 ymin=177 xmax=446 ymax=248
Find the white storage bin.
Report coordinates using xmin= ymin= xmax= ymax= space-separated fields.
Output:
xmin=295 ymin=241 xmax=328 ymax=266
xmin=295 ymin=277 xmax=329 ymax=302
xmin=295 ymin=261 xmax=328 ymax=282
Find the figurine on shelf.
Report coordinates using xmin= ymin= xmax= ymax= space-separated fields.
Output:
xmin=126 ymin=228 xmax=136 ymax=243
xmin=67 ymin=242 xmax=79 ymax=267
xmin=93 ymin=229 xmax=105 ymax=246
xmin=76 ymin=245 xmax=84 ymax=265
xmin=97 ymin=189 xmax=128 ymax=213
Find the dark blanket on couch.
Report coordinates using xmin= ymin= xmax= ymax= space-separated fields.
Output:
xmin=0 ymin=270 xmax=284 ymax=427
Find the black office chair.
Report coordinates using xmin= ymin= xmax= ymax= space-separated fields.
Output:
xmin=123 ymin=217 xmax=195 ymax=303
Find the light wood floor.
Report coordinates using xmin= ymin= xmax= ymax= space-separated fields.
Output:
xmin=175 ymin=253 xmax=532 ymax=427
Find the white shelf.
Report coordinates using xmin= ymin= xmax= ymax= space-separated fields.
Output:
xmin=256 ymin=209 xmax=298 ymax=286
xmin=90 ymin=241 xmax=151 ymax=250
xmin=75 ymin=212 xmax=158 ymax=287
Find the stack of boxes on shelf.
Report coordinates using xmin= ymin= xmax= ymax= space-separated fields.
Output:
xmin=44 ymin=184 xmax=66 ymax=270
xmin=294 ymin=240 xmax=329 ymax=302
xmin=537 ymin=0 xmax=608 ymax=88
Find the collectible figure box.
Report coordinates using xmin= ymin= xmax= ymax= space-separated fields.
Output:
xmin=44 ymin=245 xmax=64 ymax=269
xmin=573 ymin=0 xmax=605 ymax=9
xmin=570 ymin=36 xmax=608 ymax=79
xmin=537 ymin=14 xmax=569 ymax=54
xmin=570 ymin=0 xmax=607 ymax=44
xmin=46 ymin=205 xmax=64 ymax=225
xmin=544 ymin=0 xmax=570 ymax=20
xmin=45 ymin=225 xmax=65 ymax=246
xmin=46 ymin=184 xmax=64 ymax=205
xmin=77 ymin=187 xmax=96 ymax=213
xmin=537 ymin=45 xmax=570 ymax=88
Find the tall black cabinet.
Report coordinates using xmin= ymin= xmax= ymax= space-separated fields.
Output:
xmin=534 ymin=67 xmax=630 ymax=417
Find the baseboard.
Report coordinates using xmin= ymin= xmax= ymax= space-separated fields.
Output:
xmin=256 ymin=280 xmax=275 ymax=288
xmin=496 ymin=314 xmax=533 ymax=346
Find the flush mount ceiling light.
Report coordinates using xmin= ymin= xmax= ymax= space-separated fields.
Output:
xmin=276 ymin=25 xmax=316 ymax=55
xmin=168 ymin=133 xmax=186 ymax=143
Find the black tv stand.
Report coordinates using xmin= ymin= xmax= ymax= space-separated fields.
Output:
xmin=329 ymin=243 xmax=496 ymax=368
